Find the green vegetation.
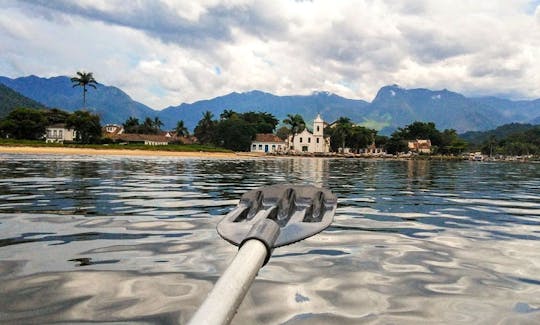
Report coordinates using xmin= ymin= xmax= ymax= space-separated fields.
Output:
xmin=0 ymin=107 xmax=102 ymax=144
xmin=0 ymin=83 xmax=48 ymax=118
xmin=122 ymin=116 xmax=164 ymax=134
xmin=324 ymin=117 xmax=377 ymax=153
xmin=478 ymin=125 xmax=540 ymax=156
xmin=0 ymin=138 xmax=231 ymax=152
xmin=174 ymin=120 xmax=189 ymax=137
xmin=66 ymin=110 xmax=102 ymax=144
xmin=0 ymin=107 xmax=47 ymax=139
xmin=385 ymin=121 xmax=466 ymax=155
xmin=283 ymin=113 xmax=306 ymax=147
xmin=194 ymin=110 xmax=279 ymax=151
xmin=71 ymin=71 xmax=98 ymax=108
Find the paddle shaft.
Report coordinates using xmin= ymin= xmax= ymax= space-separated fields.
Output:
xmin=187 ymin=239 xmax=267 ymax=325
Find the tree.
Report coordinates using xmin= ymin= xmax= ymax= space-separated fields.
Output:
xmin=0 ymin=107 xmax=47 ymax=139
xmin=123 ymin=117 xmax=141 ymax=133
xmin=66 ymin=110 xmax=102 ymax=144
xmin=349 ymin=126 xmax=373 ymax=153
xmin=214 ymin=118 xmax=256 ymax=151
xmin=71 ymin=71 xmax=98 ymax=108
xmin=175 ymin=120 xmax=189 ymax=137
xmin=283 ymin=114 xmax=305 ymax=149
xmin=276 ymin=126 xmax=290 ymax=140
xmin=194 ymin=111 xmax=216 ymax=144
xmin=44 ymin=108 xmax=70 ymax=125
xmin=153 ymin=117 xmax=163 ymax=133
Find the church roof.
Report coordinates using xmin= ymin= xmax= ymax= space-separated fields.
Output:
xmin=254 ymin=133 xmax=285 ymax=143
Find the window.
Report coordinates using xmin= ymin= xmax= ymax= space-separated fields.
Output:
xmin=252 ymin=144 xmax=256 ymax=148
xmin=317 ymin=126 xmax=320 ymax=132
xmin=59 ymin=130 xmax=63 ymax=138
xmin=308 ymin=138 xmax=311 ymax=143
xmin=299 ymin=137 xmax=303 ymax=143
xmin=316 ymin=138 xmax=320 ymax=143
xmin=258 ymin=144 xmax=263 ymax=149
xmin=302 ymin=146 xmax=308 ymax=152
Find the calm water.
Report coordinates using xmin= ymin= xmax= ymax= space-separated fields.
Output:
xmin=0 ymin=154 xmax=539 ymax=324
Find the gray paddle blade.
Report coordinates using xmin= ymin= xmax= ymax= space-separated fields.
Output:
xmin=217 ymin=184 xmax=337 ymax=248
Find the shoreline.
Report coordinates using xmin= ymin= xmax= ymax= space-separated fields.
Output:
xmin=0 ymin=145 xmax=264 ymax=159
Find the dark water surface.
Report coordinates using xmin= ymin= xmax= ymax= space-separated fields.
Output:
xmin=0 ymin=154 xmax=539 ymax=324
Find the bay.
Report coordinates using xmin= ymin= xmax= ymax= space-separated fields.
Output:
xmin=0 ymin=154 xmax=539 ymax=324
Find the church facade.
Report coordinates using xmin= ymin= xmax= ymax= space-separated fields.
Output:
xmin=288 ymin=114 xmax=330 ymax=153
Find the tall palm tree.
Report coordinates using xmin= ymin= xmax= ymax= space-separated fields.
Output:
xmin=175 ymin=120 xmax=189 ymax=137
xmin=71 ymin=71 xmax=98 ymax=108
xmin=153 ymin=117 xmax=163 ymax=133
xmin=194 ymin=111 xmax=216 ymax=144
xmin=283 ymin=113 xmax=305 ymax=150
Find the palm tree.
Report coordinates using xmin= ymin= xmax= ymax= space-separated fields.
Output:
xmin=153 ymin=117 xmax=163 ymax=133
xmin=71 ymin=71 xmax=98 ymax=108
xmin=175 ymin=120 xmax=189 ymax=137
xmin=283 ymin=114 xmax=305 ymax=150
xmin=334 ymin=117 xmax=353 ymax=153
xmin=194 ymin=111 xmax=216 ymax=144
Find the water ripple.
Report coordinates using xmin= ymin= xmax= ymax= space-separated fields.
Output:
xmin=1 ymin=155 xmax=539 ymax=323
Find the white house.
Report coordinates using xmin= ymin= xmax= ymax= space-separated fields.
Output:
xmin=45 ymin=124 xmax=76 ymax=143
xmin=288 ymin=114 xmax=330 ymax=153
xmin=251 ymin=133 xmax=286 ymax=153
xmin=103 ymin=124 xmax=124 ymax=135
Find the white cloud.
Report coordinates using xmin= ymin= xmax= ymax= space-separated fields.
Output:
xmin=1 ymin=0 xmax=539 ymax=109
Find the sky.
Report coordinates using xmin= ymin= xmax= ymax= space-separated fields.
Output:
xmin=1 ymin=0 xmax=540 ymax=109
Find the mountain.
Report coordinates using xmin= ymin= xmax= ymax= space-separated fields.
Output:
xmin=0 ymin=75 xmax=156 ymax=124
xmin=460 ymin=123 xmax=539 ymax=146
xmin=157 ymin=90 xmax=370 ymax=130
xmin=367 ymin=85 xmax=540 ymax=134
xmin=0 ymin=83 xmax=48 ymax=118
xmin=1 ymin=75 xmax=539 ymax=134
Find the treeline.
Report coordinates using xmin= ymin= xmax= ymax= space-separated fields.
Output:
xmin=476 ymin=125 xmax=540 ymax=156
xmin=193 ymin=110 xmax=278 ymax=151
xmin=0 ymin=107 xmax=101 ymax=143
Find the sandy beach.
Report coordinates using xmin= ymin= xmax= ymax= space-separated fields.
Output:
xmin=0 ymin=146 xmax=265 ymax=159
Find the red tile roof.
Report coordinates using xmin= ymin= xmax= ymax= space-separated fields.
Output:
xmin=254 ymin=133 xmax=285 ymax=143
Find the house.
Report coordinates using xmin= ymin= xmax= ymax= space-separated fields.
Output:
xmin=288 ymin=114 xmax=330 ymax=153
xmin=103 ymin=124 xmax=124 ymax=135
xmin=408 ymin=139 xmax=432 ymax=154
xmin=251 ymin=133 xmax=286 ymax=153
xmin=363 ymin=142 xmax=386 ymax=156
xmin=106 ymin=133 xmax=173 ymax=146
xmin=45 ymin=124 xmax=76 ymax=143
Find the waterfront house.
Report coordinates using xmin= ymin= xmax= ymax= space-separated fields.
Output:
xmin=102 ymin=124 xmax=124 ymax=135
xmin=408 ymin=139 xmax=432 ymax=154
xmin=251 ymin=133 xmax=286 ymax=153
xmin=288 ymin=114 xmax=330 ymax=153
xmin=45 ymin=124 xmax=76 ymax=143
xmin=106 ymin=133 xmax=173 ymax=146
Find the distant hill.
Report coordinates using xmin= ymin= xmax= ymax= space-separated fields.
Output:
xmin=1 ymin=75 xmax=539 ymax=134
xmin=0 ymin=83 xmax=47 ymax=118
xmin=157 ymin=90 xmax=370 ymax=131
xmin=0 ymin=75 xmax=156 ymax=124
xmin=460 ymin=123 xmax=539 ymax=146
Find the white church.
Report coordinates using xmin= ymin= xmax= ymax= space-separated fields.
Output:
xmin=288 ymin=114 xmax=330 ymax=153
xmin=250 ymin=114 xmax=330 ymax=154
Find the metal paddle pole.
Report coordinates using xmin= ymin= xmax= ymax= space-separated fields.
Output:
xmin=187 ymin=184 xmax=337 ymax=325
xmin=188 ymin=240 xmax=268 ymax=325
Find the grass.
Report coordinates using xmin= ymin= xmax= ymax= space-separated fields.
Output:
xmin=0 ymin=139 xmax=233 ymax=153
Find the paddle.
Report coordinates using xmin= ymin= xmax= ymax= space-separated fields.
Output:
xmin=188 ymin=184 xmax=337 ymax=325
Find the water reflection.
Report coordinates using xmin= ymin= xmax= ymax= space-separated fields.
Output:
xmin=0 ymin=155 xmax=539 ymax=324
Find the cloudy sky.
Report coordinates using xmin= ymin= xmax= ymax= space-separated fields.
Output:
xmin=1 ymin=0 xmax=540 ymax=109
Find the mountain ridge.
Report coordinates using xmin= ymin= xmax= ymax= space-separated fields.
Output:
xmin=1 ymin=75 xmax=539 ymax=134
